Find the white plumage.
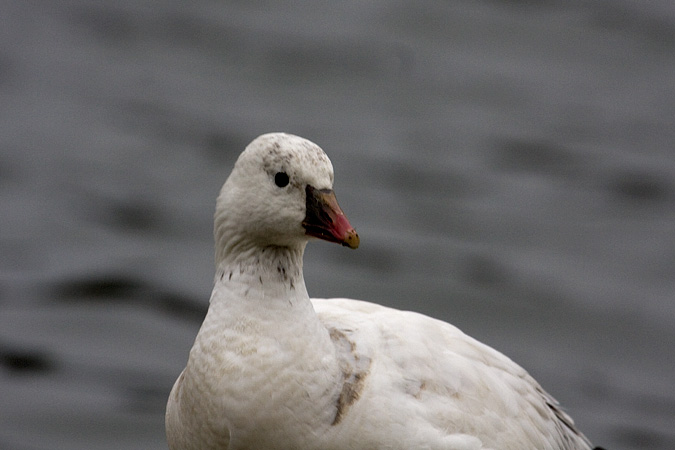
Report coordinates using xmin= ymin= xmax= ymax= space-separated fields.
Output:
xmin=166 ymin=133 xmax=597 ymax=450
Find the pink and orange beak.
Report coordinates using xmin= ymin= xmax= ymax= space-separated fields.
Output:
xmin=302 ymin=185 xmax=359 ymax=249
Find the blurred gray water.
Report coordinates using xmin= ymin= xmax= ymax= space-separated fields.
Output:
xmin=1 ymin=1 xmax=674 ymax=449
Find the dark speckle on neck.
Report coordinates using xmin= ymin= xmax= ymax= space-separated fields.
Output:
xmin=217 ymin=245 xmax=303 ymax=293
xmin=276 ymin=264 xmax=288 ymax=281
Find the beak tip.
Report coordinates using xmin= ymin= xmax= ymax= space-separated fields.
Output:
xmin=343 ymin=230 xmax=360 ymax=249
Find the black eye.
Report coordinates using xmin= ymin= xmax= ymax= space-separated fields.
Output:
xmin=274 ymin=172 xmax=290 ymax=188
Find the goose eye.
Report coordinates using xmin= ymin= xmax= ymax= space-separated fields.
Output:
xmin=274 ymin=172 xmax=290 ymax=188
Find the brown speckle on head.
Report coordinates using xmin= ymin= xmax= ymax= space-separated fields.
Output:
xmin=253 ymin=133 xmax=334 ymax=190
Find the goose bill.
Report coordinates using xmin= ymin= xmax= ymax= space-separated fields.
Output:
xmin=302 ymin=185 xmax=359 ymax=249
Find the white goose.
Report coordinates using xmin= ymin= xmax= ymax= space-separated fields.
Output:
xmin=166 ymin=133 xmax=603 ymax=450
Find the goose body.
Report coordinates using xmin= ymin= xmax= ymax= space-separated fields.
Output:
xmin=166 ymin=133 xmax=597 ymax=450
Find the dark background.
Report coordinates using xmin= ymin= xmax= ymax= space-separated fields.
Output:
xmin=1 ymin=1 xmax=674 ymax=449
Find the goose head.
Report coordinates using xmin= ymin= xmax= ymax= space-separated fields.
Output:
xmin=215 ymin=133 xmax=359 ymax=263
